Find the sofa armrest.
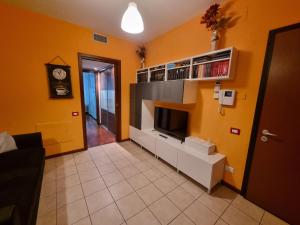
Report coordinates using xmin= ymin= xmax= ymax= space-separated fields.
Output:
xmin=0 ymin=205 xmax=21 ymax=225
xmin=13 ymin=132 xmax=43 ymax=149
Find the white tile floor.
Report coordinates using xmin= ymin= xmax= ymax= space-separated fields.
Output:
xmin=38 ymin=141 xmax=289 ymax=225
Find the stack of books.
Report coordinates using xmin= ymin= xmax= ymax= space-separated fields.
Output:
xmin=137 ymin=73 xmax=148 ymax=83
xmin=168 ymin=68 xmax=190 ymax=80
xmin=193 ymin=60 xmax=230 ymax=78
xmin=193 ymin=50 xmax=231 ymax=64
xmin=150 ymin=70 xmax=165 ymax=81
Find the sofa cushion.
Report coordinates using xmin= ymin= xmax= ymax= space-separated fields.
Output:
xmin=0 ymin=132 xmax=44 ymax=225
xmin=0 ymin=205 xmax=21 ymax=225
xmin=0 ymin=148 xmax=44 ymax=172
xmin=0 ymin=166 xmax=42 ymax=225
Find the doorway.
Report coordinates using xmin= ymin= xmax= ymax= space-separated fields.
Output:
xmin=78 ymin=53 xmax=121 ymax=149
xmin=242 ymin=23 xmax=300 ymax=225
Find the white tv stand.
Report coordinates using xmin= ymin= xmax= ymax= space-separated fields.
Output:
xmin=129 ymin=126 xmax=225 ymax=193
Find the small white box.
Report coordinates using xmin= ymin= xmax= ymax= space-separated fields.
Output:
xmin=184 ymin=137 xmax=215 ymax=155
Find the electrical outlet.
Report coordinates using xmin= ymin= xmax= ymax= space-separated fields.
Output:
xmin=225 ymin=165 xmax=234 ymax=174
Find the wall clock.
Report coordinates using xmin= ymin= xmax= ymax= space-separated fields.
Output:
xmin=46 ymin=63 xmax=73 ymax=98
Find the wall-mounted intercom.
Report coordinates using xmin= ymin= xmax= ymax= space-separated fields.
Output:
xmin=219 ymin=89 xmax=236 ymax=106
xmin=213 ymin=81 xmax=221 ymax=99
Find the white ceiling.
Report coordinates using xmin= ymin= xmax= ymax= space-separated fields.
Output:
xmin=1 ymin=0 xmax=215 ymax=43
xmin=82 ymin=59 xmax=112 ymax=71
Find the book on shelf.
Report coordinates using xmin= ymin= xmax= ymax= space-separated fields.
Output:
xmin=137 ymin=73 xmax=148 ymax=83
xmin=194 ymin=60 xmax=229 ymax=78
xmin=193 ymin=50 xmax=231 ymax=64
xmin=137 ymin=69 xmax=148 ymax=74
xmin=150 ymin=65 xmax=165 ymax=71
xmin=168 ymin=68 xmax=190 ymax=80
xmin=150 ymin=70 xmax=165 ymax=81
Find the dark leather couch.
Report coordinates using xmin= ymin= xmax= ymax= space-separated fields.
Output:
xmin=0 ymin=133 xmax=45 ymax=225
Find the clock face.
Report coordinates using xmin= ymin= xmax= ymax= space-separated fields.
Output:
xmin=53 ymin=68 xmax=67 ymax=80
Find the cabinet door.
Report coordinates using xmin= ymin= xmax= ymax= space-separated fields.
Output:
xmin=130 ymin=84 xmax=136 ymax=127
xmin=177 ymin=150 xmax=211 ymax=188
xmin=129 ymin=126 xmax=141 ymax=144
xmin=139 ymin=132 xmax=156 ymax=154
xmin=156 ymin=137 xmax=178 ymax=167
xmin=159 ymin=80 xmax=184 ymax=104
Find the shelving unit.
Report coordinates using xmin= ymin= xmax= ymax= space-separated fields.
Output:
xmin=191 ymin=48 xmax=237 ymax=80
xmin=136 ymin=69 xmax=149 ymax=83
xmin=149 ymin=65 xmax=166 ymax=82
xmin=167 ymin=59 xmax=191 ymax=80
xmin=135 ymin=47 xmax=238 ymax=83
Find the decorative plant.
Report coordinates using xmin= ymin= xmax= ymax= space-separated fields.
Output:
xmin=136 ymin=46 xmax=146 ymax=59
xmin=200 ymin=3 xmax=231 ymax=31
xmin=136 ymin=46 xmax=146 ymax=68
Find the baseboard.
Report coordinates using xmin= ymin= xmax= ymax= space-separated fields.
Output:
xmin=118 ymin=138 xmax=130 ymax=142
xmin=45 ymin=139 xmax=131 ymax=159
xmin=45 ymin=148 xmax=85 ymax=159
xmin=221 ymin=180 xmax=241 ymax=194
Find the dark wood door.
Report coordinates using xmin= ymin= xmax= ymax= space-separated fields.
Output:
xmin=244 ymin=24 xmax=300 ymax=225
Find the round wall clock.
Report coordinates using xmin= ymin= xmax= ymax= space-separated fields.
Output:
xmin=45 ymin=63 xmax=73 ymax=98
xmin=53 ymin=68 xmax=67 ymax=80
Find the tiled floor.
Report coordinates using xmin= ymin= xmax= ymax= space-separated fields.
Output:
xmin=86 ymin=114 xmax=116 ymax=148
xmin=39 ymin=141 xmax=289 ymax=225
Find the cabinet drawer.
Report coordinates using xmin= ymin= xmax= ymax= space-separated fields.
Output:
xmin=139 ymin=132 xmax=156 ymax=154
xmin=129 ymin=126 xmax=141 ymax=144
xmin=156 ymin=137 xmax=178 ymax=167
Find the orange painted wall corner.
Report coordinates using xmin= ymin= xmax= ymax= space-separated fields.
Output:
xmin=145 ymin=0 xmax=300 ymax=189
xmin=0 ymin=3 xmax=139 ymax=156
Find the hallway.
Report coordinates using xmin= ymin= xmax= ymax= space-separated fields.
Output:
xmin=86 ymin=114 xmax=115 ymax=147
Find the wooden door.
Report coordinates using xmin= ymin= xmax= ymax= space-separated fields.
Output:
xmin=243 ymin=23 xmax=300 ymax=225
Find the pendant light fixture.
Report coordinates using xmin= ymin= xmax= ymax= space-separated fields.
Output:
xmin=121 ymin=2 xmax=144 ymax=34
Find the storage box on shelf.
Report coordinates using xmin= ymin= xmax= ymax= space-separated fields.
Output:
xmin=129 ymin=126 xmax=225 ymax=193
xmin=135 ymin=47 xmax=238 ymax=83
xmin=185 ymin=137 xmax=215 ymax=155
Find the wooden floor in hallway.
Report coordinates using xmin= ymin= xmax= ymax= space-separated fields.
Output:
xmin=86 ymin=114 xmax=116 ymax=148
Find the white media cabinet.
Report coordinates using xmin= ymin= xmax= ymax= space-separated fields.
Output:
xmin=129 ymin=125 xmax=225 ymax=193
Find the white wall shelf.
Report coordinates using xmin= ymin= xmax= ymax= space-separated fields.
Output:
xmin=136 ymin=47 xmax=238 ymax=83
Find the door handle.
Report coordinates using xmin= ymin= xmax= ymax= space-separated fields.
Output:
xmin=262 ymin=129 xmax=277 ymax=137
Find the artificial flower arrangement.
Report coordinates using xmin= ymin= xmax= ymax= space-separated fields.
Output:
xmin=201 ymin=3 xmax=231 ymax=31
xmin=201 ymin=3 xmax=232 ymax=50
xmin=136 ymin=46 xmax=146 ymax=68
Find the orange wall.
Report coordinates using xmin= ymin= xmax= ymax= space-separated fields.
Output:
xmin=0 ymin=4 xmax=138 ymax=156
xmin=145 ymin=0 xmax=300 ymax=189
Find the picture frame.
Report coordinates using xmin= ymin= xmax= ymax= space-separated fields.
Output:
xmin=45 ymin=63 xmax=73 ymax=98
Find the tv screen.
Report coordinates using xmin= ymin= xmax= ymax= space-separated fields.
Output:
xmin=154 ymin=107 xmax=188 ymax=141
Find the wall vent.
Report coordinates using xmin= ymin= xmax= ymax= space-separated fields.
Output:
xmin=93 ymin=33 xmax=108 ymax=43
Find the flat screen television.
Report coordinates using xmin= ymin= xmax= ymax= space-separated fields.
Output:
xmin=154 ymin=107 xmax=188 ymax=142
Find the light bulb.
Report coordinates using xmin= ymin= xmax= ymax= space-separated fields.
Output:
xmin=121 ymin=2 xmax=144 ymax=34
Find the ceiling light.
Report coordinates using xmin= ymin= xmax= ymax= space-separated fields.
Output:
xmin=94 ymin=68 xmax=98 ymax=71
xmin=121 ymin=2 xmax=144 ymax=34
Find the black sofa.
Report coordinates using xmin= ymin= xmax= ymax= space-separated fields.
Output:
xmin=0 ymin=133 xmax=45 ymax=225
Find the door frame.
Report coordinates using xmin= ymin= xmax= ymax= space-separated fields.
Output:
xmin=78 ymin=53 xmax=122 ymax=149
xmin=241 ymin=22 xmax=300 ymax=195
